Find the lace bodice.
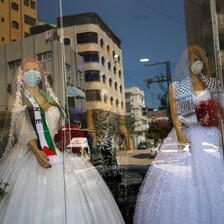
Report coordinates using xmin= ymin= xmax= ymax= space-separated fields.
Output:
xmin=194 ymin=88 xmax=211 ymax=104
xmin=45 ymin=106 xmax=61 ymax=139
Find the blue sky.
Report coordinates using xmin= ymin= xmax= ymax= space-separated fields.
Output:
xmin=38 ymin=0 xmax=188 ymax=108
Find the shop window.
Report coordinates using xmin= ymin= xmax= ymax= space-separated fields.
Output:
xmin=11 ymin=2 xmax=18 ymax=11
xmin=86 ymin=90 xmax=101 ymax=101
xmin=77 ymin=32 xmax=98 ymax=44
xmin=85 ymin=70 xmax=100 ymax=81
xmin=79 ymin=51 xmax=99 ymax=63
xmin=119 ymin=70 xmax=122 ymax=78
xmin=102 ymin=74 xmax=106 ymax=83
xmin=37 ymin=51 xmax=52 ymax=61
xmin=100 ymin=38 xmax=104 ymax=48
xmin=108 ymin=61 xmax=111 ymax=70
xmin=109 ymin=78 xmax=112 ymax=87
xmin=113 ymin=66 xmax=116 ymax=74
xmin=64 ymin=37 xmax=71 ymax=46
xmin=24 ymin=15 xmax=36 ymax=26
xmin=8 ymin=59 xmax=21 ymax=69
xmin=31 ymin=1 xmax=35 ymax=9
xmin=12 ymin=21 xmax=19 ymax=29
xmin=101 ymin=56 xmax=105 ymax=66
xmin=24 ymin=0 xmax=29 ymax=6
xmin=107 ymin=44 xmax=110 ymax=54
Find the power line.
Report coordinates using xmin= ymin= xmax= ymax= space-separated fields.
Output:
xmin=135 ymin=0 xmax=185 ymax=25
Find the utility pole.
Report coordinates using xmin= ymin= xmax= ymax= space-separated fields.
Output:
xmin=144 ymin=61 xmax=172 ymax=107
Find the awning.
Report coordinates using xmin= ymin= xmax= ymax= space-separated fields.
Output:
xmin=66 ymin=86 xmax=86 ymax=99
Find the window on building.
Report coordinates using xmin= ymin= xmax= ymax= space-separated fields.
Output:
xmin=8 ymin=59 xmax=21 ymax=69
xmin=65 ymin=63 xmax=71 ymax=72
xmin=116 ymin=99 xmax=119 ymax=108
xmin=37 ymin=51 xmax=52 ymax=61
xmin=12 ymin=21 xmax=19 ymax=29
xmin=109 ymin=78 xmax=112 ymax=87
xmin=24 ymin=15 xmax=36 ymax=26
xmin=86 ymin=90 xmax=101 ymax=101
xmin=104 ymin=94 xmax=108 ymax=103
xmin=110 ymin=96 xmax=114 ymax=105
xmin=11 ymin=2 xmax=19 ymax=11
xmin=115 ymin=82 xmax=117 ymax=90
xmin=120 ymin=85 xmax=123 ymax=93
xmin=24 ymin=32 xmax=30 ymax=37
xmin=100 ymin=38 xmax=104 ymax=48
xmin=79 ymin=51 xmax=99 ymax=63
xmin=112 ymin=50 xmax=115 ymax=58
xmin=24 ymin=0 xmax=29 ymax=6
xmin=1 ymin=37 xmax=5 ymax=42
xmin=202 ymin=0 xmax=211 ymax=21
xmin=119 ymin=70 xmax=122 ymax=78
xmin=108 ymin=61 xmax=111 ymax=70
xmin=85 ymin=70 xmax=100 ymax=81
xmin=68 ymin=96 xmax=75 ymax=108
xmin=113 ymin=66 xmax=116 ymax=74
xmin=121 ymin=101 xmax=124 ymax=109
xmin=64 ymin=38 xmax=71 ymax=45
xmin=102 ymin=74 xmax=106 ymax=83
xmin=31 ymin=1 xmax=36 ymax=9
xmin=101 ymin=56 xmax=105 ymax=66
xmin=77 ymin=32 xmax=98 ymax=44
xmin=107 ymin=44 xmax=110 ymax=54
xmin=1 ymin=17 xmax=4 ymax=22
xmin=118 ymin=55 xmax=120 ymax=63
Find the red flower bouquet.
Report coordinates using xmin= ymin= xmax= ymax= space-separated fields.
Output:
xmin=195 ymin=99 xmax=223 ymax=127
xmin=54 ymin=123 xmax=86 ymax=153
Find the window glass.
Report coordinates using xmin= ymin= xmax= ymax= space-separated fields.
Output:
xmin=24 ymin=0 xmax=29 ymax=6
xmin=11 ymin=2 xmax=18 ymax=11
xmin=24 ymin=15 xmax=36 ymax=26
xmin=31 ymin=0 xmax=35 ymax=9
xmin=85 ymin=70 xmax=100 ymax=81
xmin=12 ymin=21 xmax=19 ymax=29
xmin=77 ymin=32 xmax=98 ymax=44
xmin=79 ymin=51 xmax=99 ymax=63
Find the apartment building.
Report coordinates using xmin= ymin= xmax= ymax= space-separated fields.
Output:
xmin=0 ymin=0 xmax=37 ymax=45
xmin=125 ymin=87 xmax=148 ymax=147
xmin=57 ymin=12 xmax=126 ymax=115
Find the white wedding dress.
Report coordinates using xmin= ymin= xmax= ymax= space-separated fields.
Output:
xmin=0 ymin=106 xmax=124 ymax=224
xmin=134 ymin=89 xmax=224 ymax=224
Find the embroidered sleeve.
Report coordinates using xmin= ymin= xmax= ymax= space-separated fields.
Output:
xmin=15 ymin=108 xmax=37 ymax=146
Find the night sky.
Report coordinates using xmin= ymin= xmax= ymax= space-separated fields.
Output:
xmin=38 ymin=0 xmax=188 ymax=108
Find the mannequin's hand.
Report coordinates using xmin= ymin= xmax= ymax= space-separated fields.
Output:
xmin=176 ymin=129 xmax=191 ymax=150
xmin=34 ymin=150 xmax=51 ymax=169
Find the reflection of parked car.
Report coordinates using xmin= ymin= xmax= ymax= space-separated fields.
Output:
xmin=149 ymin=144 xmax=161 ymax=158
xmin=137 ymin=142 xmax=151 ymax=150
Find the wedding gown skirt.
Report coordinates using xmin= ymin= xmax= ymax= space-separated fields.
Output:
xmin=0 ymin=107 xmax=124 ymax=224
xmin=134 ymin=90 xmax=224 ymax=224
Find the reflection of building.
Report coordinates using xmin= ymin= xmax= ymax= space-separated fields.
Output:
xmin=184 ymin=0 xmax=224 ymax=76
xmin=57 ymin=12 xmax=125 ymax=115
xmin=0 ymin=29 xmax=85 ymax=116
xmin=0 ymin=0 xmax=37 ymax=45
xmin=125 ymin=87 xmax=148 ymax=148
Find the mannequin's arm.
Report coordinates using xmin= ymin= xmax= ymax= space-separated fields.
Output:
xmin=168 ymin=85 xmax=190 ymax=149
xmin=27 ymin=139 xmax=51 ymax=169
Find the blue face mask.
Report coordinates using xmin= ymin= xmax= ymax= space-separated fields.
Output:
xmin=24 ymin=70 xmax=41 ymax=87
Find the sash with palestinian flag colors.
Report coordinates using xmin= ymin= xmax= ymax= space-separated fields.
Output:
xmin=24 ymin=89 xmax=61 ymax=156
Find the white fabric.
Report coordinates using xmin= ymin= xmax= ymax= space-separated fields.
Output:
xmin=0 ymin=106 xmax=124 ymax=224
xmin=134 ymin=89 xmax=224 ymax=224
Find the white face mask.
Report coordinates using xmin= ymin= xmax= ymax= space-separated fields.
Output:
xmin=191 ymin=60 xmax=203 ymax=75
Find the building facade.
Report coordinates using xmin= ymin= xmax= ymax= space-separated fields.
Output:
xmin=0 ymin=0 xmax=37 ymax=45
xmin=57 ymin=13 xmax=126 ymax=115
xmin=125 ymin=87 xmax=148 ymax=148
xmin=0 ymin=29 xmax=85 ymax=117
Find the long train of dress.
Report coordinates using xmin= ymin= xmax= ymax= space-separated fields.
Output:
xmin=134 ymin=90 xmax=224 ymax=224
xmin=0 ymin=106 xmax=124 ymax=224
